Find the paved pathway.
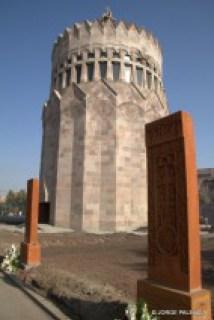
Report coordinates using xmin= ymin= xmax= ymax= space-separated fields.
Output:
xmin=0 ymin=273 xmax=54 ymax=320
xmin=0 ymin=222 xmax=74 ymax=234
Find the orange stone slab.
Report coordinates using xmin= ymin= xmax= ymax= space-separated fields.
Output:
xmin=21 ymin=179 xmax=41 ymax=267
xmin=137 ymin=111 xmax=212 ymax=319
xmin=137 ymin=280 xmax=211 ymax=320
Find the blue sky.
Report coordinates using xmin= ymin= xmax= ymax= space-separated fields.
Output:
xmin=0 ymin=0 xmax=214 ymax=192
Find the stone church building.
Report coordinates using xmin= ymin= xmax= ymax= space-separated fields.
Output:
xmin=39 ymin=10 xmax=169 ymax=232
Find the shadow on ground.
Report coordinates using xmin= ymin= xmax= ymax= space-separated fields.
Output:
xmin=1 ymin=272 xmax=127 ymax=320
xmin=49 ymin=293 xmax=127 ymax=320
xmin=0 ymin=272 xmax=24 ymax=289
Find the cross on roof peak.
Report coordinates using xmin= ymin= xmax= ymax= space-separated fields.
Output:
xmin=101 ymin=7 xmax=115 ymax=22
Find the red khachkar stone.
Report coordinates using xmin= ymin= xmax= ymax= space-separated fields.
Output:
xmin=20 ymin=179 xmax=41 ymax=267
xmin=137 ymin=111 xmax=212 ymax=319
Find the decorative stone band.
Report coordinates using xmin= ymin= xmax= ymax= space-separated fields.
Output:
xmin=51 ymin=18 xmax=162 ymax=71
xmin=50 ymin=47 xmax=162 ymax=93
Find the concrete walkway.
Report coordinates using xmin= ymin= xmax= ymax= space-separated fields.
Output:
xmin=0 ymin=273 xmax=54 ymax=320
xmin=0 ymin=223 xmax=74 ymax=234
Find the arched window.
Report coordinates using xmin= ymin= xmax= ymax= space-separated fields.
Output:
xmin=99 ymin=62 xmax=107 ymax=79
xmin=112 ymin=62 xmax=120 ymax=81
xmin=87 ymin=63 xmax=94 ymax=81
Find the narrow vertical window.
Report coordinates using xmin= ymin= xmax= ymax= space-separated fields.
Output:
xmin=53 ymin=77 xmax=57 ymax=87
xmin=87 ymin=63 xmax=94 ymax=82
xmin=58 ymin=73 xmax=63 ymax=89
xmin=77 ymin=54 xmax=82 ymax=61
xmin=112 ymin=62 xmax=120 ymax=81
xmin=88 ymin=52 xmax=95 ymax=59
xmin=124 ymin=54 xmax=131 ymax=63
xmin=100 ymin=50 xmax=107 ymax=58
xmin=147 ymin=71 xmax=152 ymax=89
xmin=99 ymin=62 xmax=107 ymax=79
xmin=124 ymin=64 xmax=132 ymax=83
xmin=66 ymin=68 xmax=71 ymax=86
xmin=76 ymin=65 xmax=82 ymax=84
xmin=136 ymin=67 xmax=143 ymax=86
xmin=113 ymin=51 xmax=120 ymax=58
xmin=154 ymin=76 xmax=158 ymax=91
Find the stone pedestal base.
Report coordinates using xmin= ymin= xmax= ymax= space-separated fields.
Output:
xmin=137 ymin=279 xmax=212 ymax=320
xmin=20 ymin=242 xmax=41 ymax=268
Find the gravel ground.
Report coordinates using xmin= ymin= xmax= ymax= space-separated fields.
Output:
xmin=0 ymin=226 xmax=213 ymax=313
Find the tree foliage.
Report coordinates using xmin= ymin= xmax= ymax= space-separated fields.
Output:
xmin=0 ymin=190 xmax=26 ymax=214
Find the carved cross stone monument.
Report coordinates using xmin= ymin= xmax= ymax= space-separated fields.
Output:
xmin=137 ymin=112 xmax=212 ymax=319
xmin=21 ymin=178 xmax=41 ymax=267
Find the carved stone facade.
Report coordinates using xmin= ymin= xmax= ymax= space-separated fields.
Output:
xmin=39 ymin=11 xmax=169 ymax=231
